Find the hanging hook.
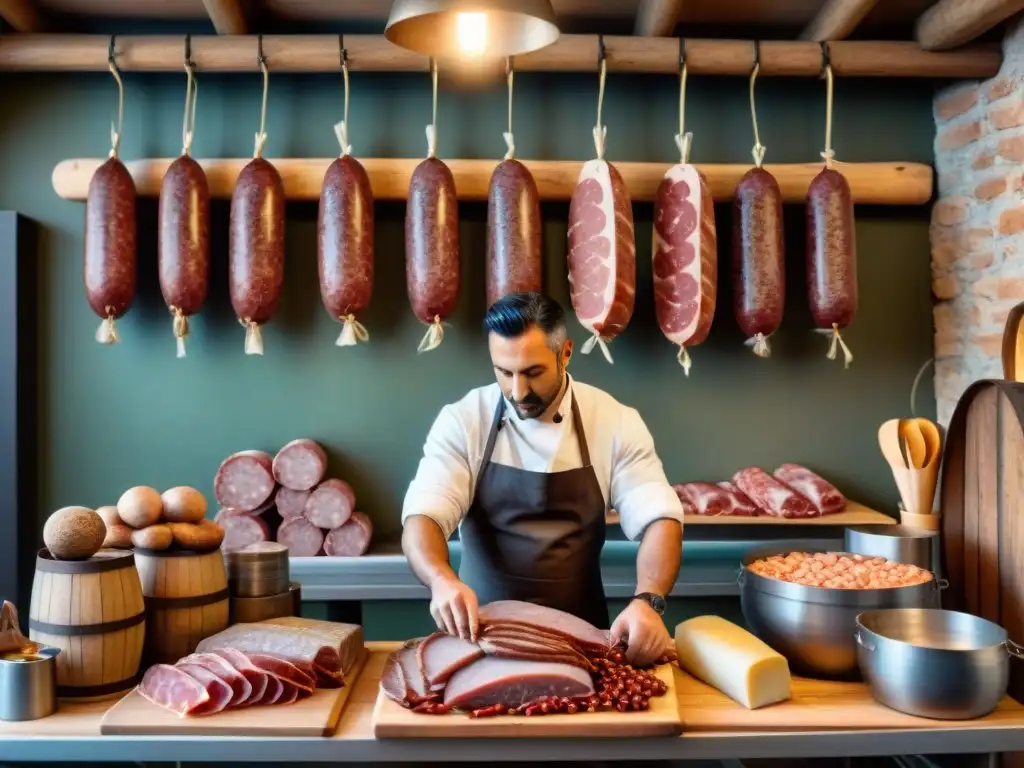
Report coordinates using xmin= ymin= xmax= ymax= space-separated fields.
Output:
xmin=506 ymin=54 xmax=514 ymax=78
xmin=678 ymin=37 xmax=686 ymax=70
xmin=184 ymin=34 xmax=194 ymax=68
xmin=334 ymin=33 xmax=352 ymax=158
xmin=108 ymin=34 xmax=116 ymax=66
xmin=339 ymin=34 xmax=347 ymax=67
xmin=253 ymin=35 xmax=269 ymax=158
xmin=181 ymin=35 xmax=198 ymax=155
xmin=106 ymin=35 xmax=124 ymax=160
xmin=819 ymin=41 xmax=830 ymax=78
xmin=752 ymin=40 xmax=760 ymax=73
xmin=257 ymin=34 xmax=266 ymax=68
xmin=597 ymin=34 xmax=606 ymax=69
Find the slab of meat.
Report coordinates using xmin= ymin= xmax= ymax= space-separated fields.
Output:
xmin=478 ymin=637 xmax=593 ymax=671
xmin=137 ymin=664 xmax=210 ymax=717
xmin=678 ymin=482 xmax=758 ymax=517
xmin=207 ymin=648 xmax=268 ymax=705
xmin=717 ymin=481 xmax=761 ymax=515
xmin=652 ymin=162 xmax=717 ymax=374
xmin=670 ymin=485 xmax=697 ymax=515
xmin=259 ymin=616 xmax=363 ymax=681
xmin=174 ymin=662 xmax=234 ymax=715
xmin=443 ymin=657 xmax=594 ymax=711
xmin=246 ymin=652 xmax=315 ymax=693
xmin=418 ymin=632 xmax=484 ymax=686
xmin=178 ymin=652 xmax=252 ymax=707
xmin=773 ymin=463 xmax=846 ymax=515
xmin=567 ymin=159 xmax=636 ymax=363
xmin=477 ymin=600 xmax=612 ymax=654
xmin=733 ymin=467 xmax=817 ymax=519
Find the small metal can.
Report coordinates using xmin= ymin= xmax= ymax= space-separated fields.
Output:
xmin=0 ymin=645 xmax=60 ymax=722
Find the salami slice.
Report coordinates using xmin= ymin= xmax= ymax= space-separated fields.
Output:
xmin=272 ymin=438 xmax=327 ymax=491
xmin=276 ymin=517 xmax=325 ymax=557
xmin=216 ymin=508 xmax=270 ymax=552
xmin=304 ymin=478 xmax=354 ymax=529
xmin=275 ymin=486 xmax=310 ymax=519
xmin=214 ymin=450 xmax=275 ymax=512
xmin=324 ymin=511 xmax=373 ymax=557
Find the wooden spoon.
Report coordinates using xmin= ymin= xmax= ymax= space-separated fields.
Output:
xmin=899 ymin=418 xmax=928 ymax=469
xmin=878 ymin=419 xmax=906 ymax=469
xmin=1001 ymin=300 xmax=1024 ymax=381
xmin=915 ymin=417 xmax=942 ymax=467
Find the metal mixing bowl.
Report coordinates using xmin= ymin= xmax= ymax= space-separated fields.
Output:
xmin=739 ymin=546 xmax=944 ymax=679
xmin=856 ymin=608 xmax=1024 ymax=719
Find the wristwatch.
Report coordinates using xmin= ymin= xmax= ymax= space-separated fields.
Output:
xmin=631 ymin=592 xmax=666 ymax=615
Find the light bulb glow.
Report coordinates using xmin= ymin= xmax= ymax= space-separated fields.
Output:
xmin=456 ymin=12 xmax=487 ymax=55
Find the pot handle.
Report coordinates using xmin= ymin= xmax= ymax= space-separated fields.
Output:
xmin=1005 ymin=639 xmax=1024 ymax=660
xmin=856 ymin=629 xmax=876 ymax=652
xmin=736 ymin=569 xmax=746 ymax=587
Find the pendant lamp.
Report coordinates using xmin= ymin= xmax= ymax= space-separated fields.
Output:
xmin=384 ymin=0 xmax=560 ymax=60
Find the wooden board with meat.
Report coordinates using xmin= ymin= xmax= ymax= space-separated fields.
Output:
xmin=372 ymin=600 xmax=682 ymax=738
xmin=100 ymin=617 xmax=367 ymax=736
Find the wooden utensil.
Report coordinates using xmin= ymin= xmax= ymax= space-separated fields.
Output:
xmin=1001 ymin=300 xmax=1024 ymax=381
xmin=899 ymin=419 xmax=928 ymax=469
xmin=915 ymin=417 xmax=942 ymax=468
xmin=879 ymin=419 xmax=915 ymax=513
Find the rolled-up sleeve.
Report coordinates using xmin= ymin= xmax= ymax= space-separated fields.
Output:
xmin=610 ymin=407 xmax=686 ymax=541
xmin=401 ymin=404 xmax=474 ymax=540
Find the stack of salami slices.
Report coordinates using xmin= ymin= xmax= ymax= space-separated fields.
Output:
xmin=213 ymin=438 xmax=373 ymax=557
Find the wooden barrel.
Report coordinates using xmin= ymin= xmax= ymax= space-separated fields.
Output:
xmin=940 ymin=379 xmax=1024 ymax=702
xmin=134 ymin=547 xmax=229 ymax=665
xmin=28 ymin=548 xmax=145 ymax=701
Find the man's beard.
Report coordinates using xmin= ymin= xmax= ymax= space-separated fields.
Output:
xmin=510 ymin=364 xmax=564 ymax=420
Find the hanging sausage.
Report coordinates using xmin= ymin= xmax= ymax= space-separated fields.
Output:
xmin=652 ymin=43 xmax=717 ymax=376
xmin=486 ymin=57 xmax=542 ymax=309
xmin=230 ymin=37 xmax=286 ymax=356
xmin=732 ymin=42 xmax=785 ymax=359
xmin=406 ymin=58 xmax=460 ymax=353
xmin=567 ymin=37 xmax=636 ymax=365
xmin=84 ymin=38 xmax=137 ymax=345
xmin=158 ymin=39 xmax=210 ymax=359
xmin=806 ymin=43 xmax=857 ymax=368
xmin=319 ymin=43 xmax=374 ymax=349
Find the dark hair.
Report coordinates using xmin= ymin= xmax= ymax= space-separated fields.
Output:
xmin=483 ymin=292 xmax=567 ymax=342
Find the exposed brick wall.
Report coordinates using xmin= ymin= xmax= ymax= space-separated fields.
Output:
xmin=932 ymin=19 xmax=1024 ymax=426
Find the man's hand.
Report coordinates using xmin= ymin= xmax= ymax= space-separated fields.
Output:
xmin=609 ymin=599 xmax=671 ymax=667
xmin=429 ymin=575 xmax=479 ymax=641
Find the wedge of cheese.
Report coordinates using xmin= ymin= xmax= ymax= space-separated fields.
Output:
xmin=674 ymin=615 xmax=791 ymax=709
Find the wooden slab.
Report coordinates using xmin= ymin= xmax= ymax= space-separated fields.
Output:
xmin=372 ymin=661 xmax=681 ymax=738
xmin=607 ymin=500 xmax=894 ymax=526
xmin=677 ymin=669 xmax=1024 ymax=732
xmin=99 ymin=648 xmax=367 ymax=737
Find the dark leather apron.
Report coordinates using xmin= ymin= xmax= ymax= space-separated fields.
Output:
xmin=458 ymin=383 xmax=609 ymax=629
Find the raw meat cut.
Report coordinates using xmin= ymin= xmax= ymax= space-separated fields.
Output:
xmin=478 ymin=637 xmax=593 ymax=671
xmin=773 ymin=464 xmax=846 ymax=515
xmin=207 ymin=648 xmax=268 ymax=705
xmin=733 ymin=467 xmax=817 ymax=519
xmin=652 ymin=162 xmax=717 ymax=374
xmin=678 ymin=482 xmax=758 ymax=517
xmin=670 ymin=486 xmax=697 ymax=515
xmin=478 ymin=600 xmax=612 ymax=654
xmin=717 ymin=482 xmax=761 ymax=515
xmin=259 ymin=616 xmax=364 ymax=680
xmin=247 ymin=652 xmax=315 ymax=692
xmin=443 ymin=657 xmax=594 ymax=711
xmin=418 ymin=632 xmax=484 ymax=686
xmin=178 ymin=652 xmax=252 ymax=707
xmin=173 ymin=662 xmax=234 ymax=715
xmin=567 ymin=159 xmax=636 ymax=363
xmin=137 ymin=664 xmax=211 ymax=717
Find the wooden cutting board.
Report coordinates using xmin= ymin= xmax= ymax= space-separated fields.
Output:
xmin=99 ymin=648 xmax=367 ymax=736
xmin=677 ymin=669 xmax=1024 ymax=731
xmin=372 ymin=659 xmax=681 ymax=738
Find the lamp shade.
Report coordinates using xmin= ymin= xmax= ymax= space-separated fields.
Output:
xmin=384 ymin=0 xmax=560 ymax=60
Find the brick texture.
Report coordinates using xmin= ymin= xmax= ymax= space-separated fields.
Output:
xmin=932 ymin=19 xmax=1024 ymax=425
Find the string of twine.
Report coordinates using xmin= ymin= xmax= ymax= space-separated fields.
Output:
xmin=592 ymin=56 xmax=607 ymax=160
xmin=674 ymin=59 xmax=691 ymax=164
xmin=425 ymin=58 xmax=438 ymax=158
xmin=108 ymin=56 xmax=124 ymax=159
xmin=335 ymin=50 xmax=352 ymax=157
xmin=821 ymin=60 xmax=835 ymax=168
xmin=181 ymin=60 xmax=197 ymax=156
xmin=253 ymin=52 xmax=269 ymax=158
xmin=748 ymin=60 xmax=765 ymax=167
xmin=503 ymin=59 xmax=515 ymax=160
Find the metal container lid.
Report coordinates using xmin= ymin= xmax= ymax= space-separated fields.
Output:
xmin=846 ymin=524 xmax=937 ymax=540
xmin=224 ymin=542 xmax=289 ymax=560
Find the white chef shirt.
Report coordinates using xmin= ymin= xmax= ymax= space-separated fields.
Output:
xmin=401 ymin=376 xmax=685 ymax=542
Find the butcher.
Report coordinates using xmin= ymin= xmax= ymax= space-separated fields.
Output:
xmin=401 ymin=292 xmax=685 ymax=666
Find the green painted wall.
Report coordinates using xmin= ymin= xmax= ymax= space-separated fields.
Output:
xmin=0 ymin=64 xmax=937 ymax=637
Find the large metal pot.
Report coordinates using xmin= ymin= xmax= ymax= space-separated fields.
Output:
xmin=844 ymin=525 xmax=938 ymax=572
xmin=856 ymin=608 xmax=1024 ymax=719
xmin=739 ymin=546 xmax=945 ymax=679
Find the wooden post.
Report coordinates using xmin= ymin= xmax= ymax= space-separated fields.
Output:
xmin=0 ymin=212 xmax=38 ymax=614
xmin=801 ymin=0 xmax=881 ymax=41
xmin=915 ymin=0 xmax=1024 ymax=51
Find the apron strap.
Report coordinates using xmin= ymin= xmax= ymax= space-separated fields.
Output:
xmin=570 ymin=393 xmax=592 ymax=466
xmin=473 ymin=392 xmax=507 ymax=496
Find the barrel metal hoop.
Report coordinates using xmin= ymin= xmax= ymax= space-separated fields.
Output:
xmin=30 ymin=610 xmax=145 ymax=636
xmin=34 ymin=548 xmax=135 ymax=574
xmin=144 ymin=587 xmax=229 ymax=609
xmin=57 ymin=675 xmax=139 ymax=699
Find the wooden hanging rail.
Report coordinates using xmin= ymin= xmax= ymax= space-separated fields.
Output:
xmin=0 ymin=34 xmax=1000 ymax=78
xmin=52 ymin=158 xmax=933 ymax=206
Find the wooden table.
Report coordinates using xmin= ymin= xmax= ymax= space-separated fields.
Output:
xmin=3 ymin=642 xmax=1024 ymax=763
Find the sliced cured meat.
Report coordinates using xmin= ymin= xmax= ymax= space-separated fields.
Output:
xmin=246 ymin=652 xmax=315 ymax=692
xmin=443 ymin=657 xmax=595 ymax=711
xmin=214 ymin=450 xmax=276 ymax=512
xmin=275 ymin=486 xmax=310 ymax=519
xmin=137 ymin=663 xmax=210 ymax=717
xmin=395 ymin=644 xmax=435 ymax=703
xmin=174 ymin=662 xmax=235 ymax=715
xmin=773 ymin=463 xmax=846 ymax=515
xmin=478 ymin=625 xmax=587 ymax=658
xmin=260 ymin=616 xmax=363 ymax=679
xmin=417 ymin=632 xmax=484 ymax=686
xmin=652 ymin=162 xmax=717 ymax=373
xmin=733 ymin=467 xmax=817 ymax=519
xmin=217 ymin=508 xmax=270 ymax=552
xmin=324 ymin=511 xmax=372 ymax=557
xmin=477 ymin=637 xmax=592 ymax=671
xmin=276 ymin=516 xmax=325 ymax=557
xmin=678 ymin=482 xmax=758 ymax=517
xmin=717 ymin=481 xmax=761 ymax=515
xmin=207 ymin=648 xmax=268 ymax=706
xmin=304 ymin=478 xmax=355 ymax=529
xmin=567 ymin=159 xmax=636 ymax=362
xmin=273 ymin=438 xmax=328 ymax=491
xmin=256 ymin=672 xmax=284 ymax=705
xmin=178 ymin=652 xmax=252 ymax=707
xmin=380 ymin=653 xmax=410 ymax=706
xmin=478 ymin=600 xmax=612 ymax=654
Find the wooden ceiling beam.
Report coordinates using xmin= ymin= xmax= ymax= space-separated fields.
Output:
xmin=634 ymin=0 xmax=684 ymax=37
xmin=201 ymin=0 xmax=247 ymax=35
xmin=915 ymin=0 xmax=1024 ymax=51
xmin=0 ymin=0 xmax=45 ymax=32
xmin=801 ymin=0 xmax=880 ymax=41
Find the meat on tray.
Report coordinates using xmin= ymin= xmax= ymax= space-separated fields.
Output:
xmin=676 ymin=482 xmax=757 ymax=517
xmin=379 ymin=600 xmax=672 ymax=718
xmin=773 ymin=463 xmax=846 ymax=515
xmin=672 ymin=464 xmax=846 ymax=518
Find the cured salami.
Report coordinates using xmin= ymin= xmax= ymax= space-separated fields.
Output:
xmin=214 ymin=450 xmax=276 ymax=512
xmin=486 ymin=159 xmax=542 ymax=307
xmin=304 ymin=479 xmax=355 ymax=529
xmin=272 ymin=438 xmax=327 ymax=491
xmin=324 ymin=510 xmax=373 ymax=557
xmin=275 ymin=487 xmax=310 ymax=519
xmin=276 ymin=517 xmax=325 ymax=557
